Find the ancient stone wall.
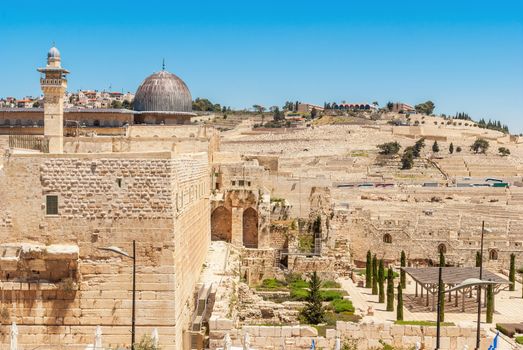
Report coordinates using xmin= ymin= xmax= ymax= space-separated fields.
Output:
xmin=208 ymin=321 xmax=490 ymax=350
xmin=0 ymin=151 xmax=210 ymax=350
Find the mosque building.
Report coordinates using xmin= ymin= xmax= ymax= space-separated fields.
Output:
xmin=0 ymin=46 xmax=195 ymax=134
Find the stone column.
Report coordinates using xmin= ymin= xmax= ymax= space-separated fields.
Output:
xmin=231 ymin=207 xmax=244 ymax=247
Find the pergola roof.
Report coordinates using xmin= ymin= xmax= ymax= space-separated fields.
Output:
xmin=402 ymin=267 xmax=509 ymax=286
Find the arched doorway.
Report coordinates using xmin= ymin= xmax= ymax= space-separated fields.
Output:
xmin=211 ymin=206 xmax=232 ymax=242
xmin=243 ymin=207 xmax=258 ymax=248
xmin=489 ymin=249 xmax=498 ymax=261
xmin=383 ymin=234 xmax=392 ymax=244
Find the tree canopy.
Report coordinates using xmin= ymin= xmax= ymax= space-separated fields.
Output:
xmin=470 ymin=138 xmax=489 ymax=154
xmin=377 ymin=142 xmax=401 ymax=155
xmin=414 ymin=101 xmax=435 ymax=115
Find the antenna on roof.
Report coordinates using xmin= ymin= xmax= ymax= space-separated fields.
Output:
xmin=162 ymin=58 xmax=165 ymax=71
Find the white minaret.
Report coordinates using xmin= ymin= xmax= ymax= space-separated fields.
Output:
xmin=37 ymin=46 xmax=69 ymax=153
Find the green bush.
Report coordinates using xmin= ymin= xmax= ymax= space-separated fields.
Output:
xmin=290 ymin=279 xmax=309 ymax=289
xmin=330 ymin=299 xmax=355 ymax=313
xmin=322 ymin=280 xmax=341 ymax=288
xmin=320 ymin=290 xmax=344 ymax=301
xmin=258 ymin=278 xmax=287 ymax=290
xmin=516 ymin=336 xmax=523 ymax=345
xmin=290 ymin=288 xmax=308 ymax=301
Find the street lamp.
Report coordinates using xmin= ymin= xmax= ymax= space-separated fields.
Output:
xmin=99 ymin=240 xmax=136 ymax=350
xmin=475 ymin=221 xmax=492 ymax=350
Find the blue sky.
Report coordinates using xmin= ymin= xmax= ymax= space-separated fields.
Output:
xmin=1 ymin=0 xmax=523 ymax=132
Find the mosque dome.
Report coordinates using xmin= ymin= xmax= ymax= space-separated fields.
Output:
xmin=133 ymin=70 xmax=192 ymax=113
xmin=47 ymin=46 xmax=61 ymax=60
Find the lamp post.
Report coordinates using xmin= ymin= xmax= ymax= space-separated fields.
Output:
xmin=436 ymin=266 xmax=442 ymax=350
xmin=475 ymin=222 xmax=492 ymax=350
xmin=99 ymin=240 xmax=136 ymax=350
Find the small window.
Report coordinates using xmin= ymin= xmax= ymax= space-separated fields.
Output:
xmin=247 ymin=181 xmax=251 ymax=186
xmin=239 ymin=180 xmax=245 ymax=186
xmin=116 ymin=178 xmax=122 ymax=188
xmin=46 ymin=195 xmax=59 ymax=215
xmin=383 ymin=234 xmax=392 ymax=244
xmin=438 ymin=243 xmax=447 ymax=254
xmin=232 ymin=181 xmax=236 ymax=186
xmin=489 ymin=249 xmax=498 ymax=261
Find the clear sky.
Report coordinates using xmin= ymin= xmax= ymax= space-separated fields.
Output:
xmin=1 ymin=0 xmax=522 ymax=132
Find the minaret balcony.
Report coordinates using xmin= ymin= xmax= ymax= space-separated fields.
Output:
xmin=40 ymin=78 xmax=68 ymax=87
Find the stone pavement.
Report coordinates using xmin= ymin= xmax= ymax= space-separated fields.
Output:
xmin=340 ymin=275 xmax=523 ymax=349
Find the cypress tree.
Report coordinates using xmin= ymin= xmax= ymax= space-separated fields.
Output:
xmin=439 ymin=250 xmax=445 ymax=267
xmin=476 ymin=251 xmax=481 ymax=267
xmin=386 ymin=267 xmax=394 ymax=311
xmin=301 ymin=271 xmax=325 ymax=324
xmin=372 ymin=254 xmax=378 ymax=295
xmin=509 ymin=253 xmax=516 ymax=291
xmin=486 ymin=284 xmax=494 ymax=323
xmin=400 ymin=250 xmax=406 ymax=289
xmin=396 ymin=282 xmax=403 ymax=321
xmin=438 ymin=273 xmax=445 ymax=322
xmin=449 ymin=142 xmax=454 ymax=154
xmin=365 ymin=250 xmax=372 ymax=288
xmin=378 ymin=259 xmax=385 ymax=303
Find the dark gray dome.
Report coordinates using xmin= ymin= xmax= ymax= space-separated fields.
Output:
xmin=134 ymin=70 xmax=192 ymax=113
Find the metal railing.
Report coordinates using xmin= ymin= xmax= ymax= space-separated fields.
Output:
xmin=8 ymin=135 xmax=49 ymax=153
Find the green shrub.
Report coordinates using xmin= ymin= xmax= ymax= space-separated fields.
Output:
xmin=290 ymin=279 xmax=309 ymax=289
xmin=330 ymin=299 xmax=355 ymax=313
xmin=322 ymin=280 xmax=341 ymax=288
xmin=290 ymin=288 xmax=308 ymax=301
xmin=516 ymin=336 xmax=523 ymax=345
xmin=285 ymin=272 xmax=303 ymax=284
xmin=320 ymin=290 xmax=343 ymax=301
xmin=258 ymin=278 xmax=287 ymax=290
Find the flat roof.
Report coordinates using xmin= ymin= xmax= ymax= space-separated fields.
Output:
xmin=402 ymin=267 xmax=509 ymax=286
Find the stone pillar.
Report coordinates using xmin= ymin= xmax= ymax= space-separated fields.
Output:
xmin=231 ymin=207 xmax=243 ymax=247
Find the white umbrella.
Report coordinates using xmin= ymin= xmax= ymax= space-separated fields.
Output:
xmin=10 ymin=322 xmax=18 ymax=350
xmin=334 ymin=337 xmax=340 ymax=350
xmin=243 ymin=332 xmax=250 ymax=350
xmin=94 ymin=325 xmax=102 ymax=350
xmin=224 ymin=333 xmax=232 ymax=350
xmin=152 ymin=328 xmax=159 ymax=348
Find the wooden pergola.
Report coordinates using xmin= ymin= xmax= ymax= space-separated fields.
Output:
xmin=402 ymin=267 xmax=510 ymax=312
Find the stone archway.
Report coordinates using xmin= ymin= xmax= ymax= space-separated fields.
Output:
xmin=211 ymin=206 xmax=232 ymax=242
xmin=243 ymin=207 xmax=258 ymax=248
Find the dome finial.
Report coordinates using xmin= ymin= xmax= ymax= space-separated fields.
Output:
xmin=162 ymin=58 xmax=165 ymax=71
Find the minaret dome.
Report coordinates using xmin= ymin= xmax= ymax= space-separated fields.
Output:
xmin=47 ymin=46 xmax=61 ymax=66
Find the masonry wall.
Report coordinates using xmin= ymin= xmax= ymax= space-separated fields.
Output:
xmin=0 ymin=151 xmax=210 ymax=350
xmin=208 ymin=321 xmax=490 ymax=350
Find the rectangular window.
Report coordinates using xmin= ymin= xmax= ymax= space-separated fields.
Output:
xmin=231 ymin=181 xmax=236 ymax=186
xmin=239 ymin=180 xmax=245 ymax=186
xmin=247 ymin=181 xmax=251 ymax=186
xmin=46 ymin=195 xmax=58 ymax=215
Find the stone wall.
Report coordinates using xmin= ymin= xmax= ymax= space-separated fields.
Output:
xmin=0 ymin=151 xmax=210 ymax=350
xmin=208 ymin=321 xmax=490 ymax=350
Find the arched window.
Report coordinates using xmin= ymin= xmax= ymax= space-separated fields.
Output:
xmin=438 ymin=243 xmax=447 ymax=254
xmin=383 ymin=233 xmax=392 ymax=244
xmin=489 ymin=249 xmax=498 ymax=261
